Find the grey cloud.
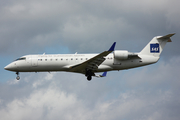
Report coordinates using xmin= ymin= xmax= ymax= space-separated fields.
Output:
xmin=0 ymin=0 xmax=179 ymax=57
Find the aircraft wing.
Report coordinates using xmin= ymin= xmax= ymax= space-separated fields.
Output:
xmin=68 ymin=42 xmax=116 ymax=75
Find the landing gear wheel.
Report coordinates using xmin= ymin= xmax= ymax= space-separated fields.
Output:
xmin=87 ymin=76 xmax=92 ymax=81
xmin=16 ymin=76 xmax=20 ymax=80
xmin=16 ymin=72 xmax=20 ymax=80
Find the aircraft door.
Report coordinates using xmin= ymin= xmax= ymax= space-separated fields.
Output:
xmin=26 ymin=56 xmax=31 ymax=64
xmin=31 ymin=55 xmax=38 ymax=67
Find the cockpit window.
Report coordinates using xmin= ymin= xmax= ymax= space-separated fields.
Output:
xmin=15 ymin=57 xmax=26 ymax=61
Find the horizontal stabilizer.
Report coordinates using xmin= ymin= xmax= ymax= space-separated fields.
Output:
xmin=157 ymin=33 xmax=175 ymax=42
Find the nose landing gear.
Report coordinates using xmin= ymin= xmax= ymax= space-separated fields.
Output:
xmin=16 ymin=72 xmax=20 ymax=80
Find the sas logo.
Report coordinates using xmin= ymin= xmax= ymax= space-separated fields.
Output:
xmin=150 ymin=44 xmax=159 ymax=53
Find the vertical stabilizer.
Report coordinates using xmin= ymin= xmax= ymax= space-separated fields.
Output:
xmin=140 ymin=33 xmax=175 ymax=57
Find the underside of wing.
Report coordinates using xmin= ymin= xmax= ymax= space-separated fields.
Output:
xmin=68 ymin=51 xmax=111 ymax=74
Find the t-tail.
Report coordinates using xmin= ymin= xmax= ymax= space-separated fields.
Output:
xmin=139 ymin=33 xmax=175 ymax=57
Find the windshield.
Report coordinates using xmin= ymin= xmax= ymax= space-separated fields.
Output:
xmin=15 ymin=57 xmax=26 ymax=61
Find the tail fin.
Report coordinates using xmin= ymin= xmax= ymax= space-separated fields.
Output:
xmin=140 ymin=33 xmax=175 ymax=57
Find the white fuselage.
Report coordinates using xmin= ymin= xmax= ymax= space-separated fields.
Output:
xmin=4 ymin=53 xmax=159 ymax=73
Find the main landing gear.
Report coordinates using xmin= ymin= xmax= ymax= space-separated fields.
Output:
xmin=86 ymin=70 xmax=93 ymax=81
xmin=87 ymin=75 xmax=92 ymax=81
xmin=16 ymin=72 xmax=20 ymax=80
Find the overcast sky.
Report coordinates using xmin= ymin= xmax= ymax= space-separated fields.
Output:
xmin=1 ymin=0 xmax=180 ymax=120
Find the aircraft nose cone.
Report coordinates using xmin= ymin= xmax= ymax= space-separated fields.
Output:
xmin=4 ymin=64 xmax=11 ymax=70
xmin=4 ymin=63 xmax=17 ymax=71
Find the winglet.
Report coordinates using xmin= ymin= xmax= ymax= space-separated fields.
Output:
xmin=95 ymin=72 xmax=107 ymax=78
xmin=108 ymin=42 xmax=116 ymax=51
xmin=101 ymin=72 xmax=107 ymax=77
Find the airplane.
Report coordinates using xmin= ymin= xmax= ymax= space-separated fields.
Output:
xmin=4 ymin=33 xmax=175 ymax=81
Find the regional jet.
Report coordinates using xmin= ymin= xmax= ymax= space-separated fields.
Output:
xmin=4 ymin=34 xmax=175 ymax=81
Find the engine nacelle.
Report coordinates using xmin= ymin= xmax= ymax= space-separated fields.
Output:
xmin=113 ymin=50 xmax=129 ymax=60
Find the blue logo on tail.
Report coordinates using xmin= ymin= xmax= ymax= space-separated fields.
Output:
xmin=150 ymin=44 xmax=159 ymax=53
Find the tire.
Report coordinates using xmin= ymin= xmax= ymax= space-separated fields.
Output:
xmin=87 ymin=76 xmax=92 ymax=81
xmin=16 ymin=76 xmax=20 ymax=80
